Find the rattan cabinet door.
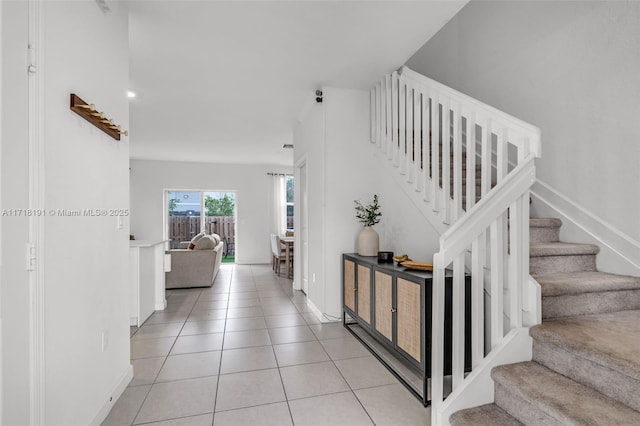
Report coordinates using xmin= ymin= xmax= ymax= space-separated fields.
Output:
xmin=344 ymin=259 xmax=356 ymax=312
xmin=357 ymin=265 xmax=371 ymax=324
xmin=374 ymin=270 xmax=393 ymax=341
xmin=396 ymin=278 xmax=422 ymax=363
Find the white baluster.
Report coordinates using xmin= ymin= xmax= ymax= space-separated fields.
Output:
xmin=414 ymin=89 xmax=422 ymax=192
xmin=431 ymin=94 xmax=440 ymax=213
xmin=481 ymin=121 xmax=492 ymax=271
xmin=466 ymin=111 xmax=476 ymax=211
xmin=375 ymin=83 xmax=381 ymax=145
xmin=379 ymin=80 xmax=385 ymax=149
xmin=452 ymin=103 xmax=462 ymax=221
xmin=398 ymin=75 xmax=406 ymax=172
xmin=481 ymin=120 xmax=492 ymax=197
xmin=497 ymin=128 xmax=509 ymax=330
xmin=497 ymin=128 xmax=508 ymax=183
xmin=471 ymin=233 xmax=485 ymax=368
xmin=509 ymin=195 xmax=524 ymax=329
xmin=385 ymin=74 xmax=392 ymax=156
xmin=490 ymin=215 xmax=505 ymax=348
xmin=406 ymin=84 xmax=414 ymax=183
xmin=391 ymin=72 xmax=398 ymax=163
xmin=431 ymin=252 xmax=445 ymax=423
xmin=370 ymin=88 xmax=375 ymax=143
xmin=452 ymin=252 xmax=466 ymax=390
xmin=380 ymin=78 xmax=387 ymax=154
xmin=442 ymin=98 xmax=451 ymax=225
xmin=422 ymin=92 xmax=431 ymax=202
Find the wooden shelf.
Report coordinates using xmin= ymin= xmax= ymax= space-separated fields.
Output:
xmin=69 ymin=93 xmax=126 ymax=141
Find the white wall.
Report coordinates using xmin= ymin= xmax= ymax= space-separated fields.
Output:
xmin=130 ymin=160 xmax=292 ymax=264
xmin=2 ymin=2 xmax=131 ymax=424
xmin=294 ymin=87 xmax=441 ymax=319
xmin=322 ymin=87 xmax=380 ymax=318
xmin=1 ymin=2 xmax=31 ymax=423
xmin=375 ymin=160 xmax=441 ymax=263
xmin=41 ymin=2 xmax=132 ymax=424
xmin=406 ymin=1 xmax=640 ymax=273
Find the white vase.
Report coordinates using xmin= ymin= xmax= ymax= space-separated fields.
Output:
xmin=358 ymin=226 xmax=379 ymax=256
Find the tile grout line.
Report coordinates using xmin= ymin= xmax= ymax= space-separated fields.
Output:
xmin=116 ymin=264 xmax=329 ymax=425
xmin=211 ymin=264 xmax=234 ymax=423
xmin=129 ymin=287 xmax=204 ymax=425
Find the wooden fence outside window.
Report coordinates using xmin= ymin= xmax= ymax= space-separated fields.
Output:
xmin=169 ymin=216 xmax=235 ymax=253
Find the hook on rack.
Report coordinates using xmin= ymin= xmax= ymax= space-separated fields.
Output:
xmin=70 ymin=93 xmax=127 ymax=141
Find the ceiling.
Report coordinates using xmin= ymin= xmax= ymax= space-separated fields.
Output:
xmin=127 ymin=1 xmax=468 ymax=166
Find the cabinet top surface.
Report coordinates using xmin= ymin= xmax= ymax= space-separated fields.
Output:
xmin=344 ymin=253 xmax=443 ymax=279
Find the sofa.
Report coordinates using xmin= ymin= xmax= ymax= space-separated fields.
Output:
xmin=165 ymin=233 xmax=224 ymax=289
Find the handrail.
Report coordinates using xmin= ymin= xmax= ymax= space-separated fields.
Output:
xmin=438 ymin=155 xmax=536 ymax=264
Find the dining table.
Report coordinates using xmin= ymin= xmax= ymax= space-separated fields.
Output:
xmin=280 ymin=236 xmax=294 ymax=278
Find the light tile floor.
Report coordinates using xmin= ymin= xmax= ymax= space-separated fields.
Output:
xmin=103 ymin=264 xmax=430 ymax=425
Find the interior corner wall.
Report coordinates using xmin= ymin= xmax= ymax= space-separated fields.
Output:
xmin=406 ymin=1 xmax=640 ymax=268
xmin=41 ymin=2 xmax=130 ymax=424
xmin=294 ymin=86 xmax=442 ymax=319
xmin=1 ymin=1 xmax=31 ymax=424
xmin=129 ymin=160 xmax=292 ymax=264
xmin=322 ymin=87 xmax=381 ymax=318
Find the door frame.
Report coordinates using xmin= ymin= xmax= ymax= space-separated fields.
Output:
xmin=294 ymin=155 xmax=308 ymax=293
xmin=27 ymin=0 xmax=46 ymax=424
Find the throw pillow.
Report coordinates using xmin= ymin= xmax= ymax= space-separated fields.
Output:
xmin=194 ymin=235 xmax=216 ymax=250
xmin=188 ymin=232 xmax=205 ymax=250
xmin=211 ymin=233 xmax=221 ymax=246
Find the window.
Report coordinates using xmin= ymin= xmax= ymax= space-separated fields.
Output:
xmin=286 ymin=176 xmax=294 ymax=230
xmin=166 ymin=190 xmax=236 ymax=258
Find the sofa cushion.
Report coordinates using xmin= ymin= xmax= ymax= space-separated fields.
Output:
xmin=188 ymin=232 xmax=205 ymax=250
xmin=194 ymin=235 xmax=216 ymax=250
xmin=211 ymin=233 xmax=221 ymax=246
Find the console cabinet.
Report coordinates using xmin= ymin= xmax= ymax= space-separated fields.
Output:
xmin=342 ymin=253 xmax=472 ymax=405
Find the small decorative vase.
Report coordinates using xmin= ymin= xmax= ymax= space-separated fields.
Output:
xmin=358 ymin=226 xmax=379 ymax=256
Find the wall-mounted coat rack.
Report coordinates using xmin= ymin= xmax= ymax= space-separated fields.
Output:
xmin=70 ymin=93 xmax=128 ymax=141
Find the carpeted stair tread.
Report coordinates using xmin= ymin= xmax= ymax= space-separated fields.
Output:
xmin=530 ymin=241 xmax=599 ymax=257
xmin=492 ymin=361 xmax=640 ymax=425
xmin=535 ymin=271 xmax=640 ymax=297
xmin=529 ymin=217 xmax=562 ymax=228
xmin=449 ymin=403 xmax=522 ymax=426
xmin=530 ymin=310 xmax=640 ymax=381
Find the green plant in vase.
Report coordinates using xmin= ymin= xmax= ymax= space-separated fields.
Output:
xmin=354 ymin=194 xmax=381 ymax=256
xmin=354 ymin=194 xmax=382 ymax=227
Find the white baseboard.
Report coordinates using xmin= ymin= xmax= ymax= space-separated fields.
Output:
xmin=531 ymin=179 xmax=640 ymax=274
xmin=90 ymin=364 xmax=133 ymax=426
xmin=307 ymin=299 xmax=337 ymax=323
xmin=235 ymin=259 xmax=271 ymax=265
xmin=155 ymin=298 xmax=167 ymax=311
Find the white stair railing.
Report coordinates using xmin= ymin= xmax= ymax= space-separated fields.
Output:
xmin=371 ymin=66 xmax=542 ymax=425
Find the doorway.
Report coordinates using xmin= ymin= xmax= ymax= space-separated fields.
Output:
xmin=165 ymin=190 xmax=237 ymax=262
xmin=295 ymin=158 xmax=309 ymax=294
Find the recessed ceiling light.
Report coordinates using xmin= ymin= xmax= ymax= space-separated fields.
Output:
xmin=127 ymin=91 xmax=137 ymax=99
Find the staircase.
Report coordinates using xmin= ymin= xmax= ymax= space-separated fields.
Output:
xmin=371 ymin=66 xmax=543 ymax=425
xmin=370 ymin=66 xmax=640 ymax=425
xmin=450 ymin=218 xmax=640 ymax=425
